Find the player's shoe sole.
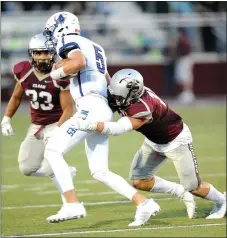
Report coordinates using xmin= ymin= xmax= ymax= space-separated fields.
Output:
xmin=47 ymin=214 xmax=85 ymax=223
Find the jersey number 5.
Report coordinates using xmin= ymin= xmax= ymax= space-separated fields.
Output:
xmin=93 ymin=45 xmax=105 ymax=74
xmin=25 ymin=90 xmax=54 ymax=110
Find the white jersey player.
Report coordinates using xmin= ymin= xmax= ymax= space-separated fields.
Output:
xmin=58 ymin=35 xmax=108 ymax=100
xmin=43 ymin=11 xmax=160 ymax=226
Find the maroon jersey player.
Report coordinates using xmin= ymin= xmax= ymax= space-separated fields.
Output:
xmin=74 ymin=68 xmax=226 ymax=219
xmin=13 ymin=60 xmax=70 ymax=126
xmin=1 ymin=33 xmax=75 ymax=206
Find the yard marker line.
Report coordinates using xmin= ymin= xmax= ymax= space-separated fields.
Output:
xmin=2 ymin=197 xmax=176 ymax=210
xmin=4 ymin=223 xmax=226 ymax=237
xmin=2 ymin=172 xmax=226 ymax=188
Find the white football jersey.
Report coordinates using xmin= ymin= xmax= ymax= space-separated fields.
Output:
xmin=56 ymin=35 xmax=108 ymax=101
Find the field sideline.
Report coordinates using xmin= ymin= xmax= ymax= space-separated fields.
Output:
xmin=1 ymin=103 xmax=226 ymax=237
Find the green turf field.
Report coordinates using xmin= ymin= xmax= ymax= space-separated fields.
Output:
xmin=1 ymin=105 xmax=226 ymax=237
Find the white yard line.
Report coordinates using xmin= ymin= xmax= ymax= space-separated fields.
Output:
xmin=4 ymin=223 xmax=226 ymax=237
xmin=2 ymin=197 xmax=176 ymax=210
xmin=2 ymin=172 xmax=226 ymax=190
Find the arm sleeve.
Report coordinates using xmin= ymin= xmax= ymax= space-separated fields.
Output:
xmin=101 ymin=117 xmax=133 ymax=136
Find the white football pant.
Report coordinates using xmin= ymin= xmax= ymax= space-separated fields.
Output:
xmin=45 ymin=93 xmax=137 ymax=200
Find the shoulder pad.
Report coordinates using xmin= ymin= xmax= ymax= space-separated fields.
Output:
xmin=13 ymin=61 xmax=31 ymax=74
xmin=13 ymin=61 xmax=32 ymax=81
xmin=59 ymin=42 xmax=81 ymax=59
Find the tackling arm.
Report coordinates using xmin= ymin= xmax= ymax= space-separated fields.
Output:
xmin=97 ymin=117 xmax=149 ymax=136
xmin=75 ymin=116 xmax=149 ymax=136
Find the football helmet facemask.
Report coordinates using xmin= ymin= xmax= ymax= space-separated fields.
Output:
xmin=28 ymin=33 xmax=56 ymax=74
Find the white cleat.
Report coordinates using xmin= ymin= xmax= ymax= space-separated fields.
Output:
xmin=128 ymin=199 xmax=160 ymax=227
xmin=206 ymin=192 xmax=226 ymax=219
xmin=46 ymin=202 xmax=86 ymax=223
xmin=181 ymin=191 xmax=196 ymax=219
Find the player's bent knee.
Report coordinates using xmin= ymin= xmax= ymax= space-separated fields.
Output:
xmin=132 ymin=177 xmax=155 ymax=190
xmin=19 ymin=164 xmax=35 ymax=176
xmin=132 ymin=179 xmax=144 ymax=189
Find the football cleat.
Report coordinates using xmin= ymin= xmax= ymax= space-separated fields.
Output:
xmin=180 ymin=191 xmax=196 ymax=219
xmin=128 ymin=198 xmax=160 ymax=226
xmin=206 ymin=192 xmax=226 ymax=219
xmin=46 ymin=202 xmax=86 ymax=223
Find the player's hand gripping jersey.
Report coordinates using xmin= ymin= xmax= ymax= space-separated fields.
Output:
xmin=13 ymin=61 xmax=70 ymax=125
xmin=56 ymin=34 xmax=108 ymax=100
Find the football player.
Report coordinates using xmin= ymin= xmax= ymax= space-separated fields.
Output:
xmin=1 ymin=33 xmax=75 ymax=206
xmin=42 ymin=12 xmax=161 ymax=226
xmin=74 ymin=68 xmax=226 ymax=219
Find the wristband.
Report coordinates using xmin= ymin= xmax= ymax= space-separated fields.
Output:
xmin=50 ymin=67 xmax=67 ymax=80
xmin=89 ymin=121 xmax=98 ymax=131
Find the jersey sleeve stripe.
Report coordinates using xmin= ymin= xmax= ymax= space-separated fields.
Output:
xmin=77 ymin=71 xmax=84 ymax=96
xmin=139 ymin=98 xmax=151 ymax=112
xmin=18 ymin=68 xmax=33 ymax=83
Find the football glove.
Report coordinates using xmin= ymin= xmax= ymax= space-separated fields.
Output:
xmin=1 ymin=116 xmax=14 ymax=137
xmin=74 ymin=118 xmax=98 ymax=131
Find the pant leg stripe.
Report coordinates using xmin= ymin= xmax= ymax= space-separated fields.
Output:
xmin=188 ymin=143 xmax=201 ymax=185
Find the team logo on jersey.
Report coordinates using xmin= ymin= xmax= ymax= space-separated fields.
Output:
xmin=80 ymin=110 xmax=89 ymax=120
xmin=67 ymin=127 xmax=77 ymax=137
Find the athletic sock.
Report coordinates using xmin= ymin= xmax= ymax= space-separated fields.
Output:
xmin=151 ymin=176 xmax=185 ymax=196
xmin=205 ymin=184 xmax=225 ymax=204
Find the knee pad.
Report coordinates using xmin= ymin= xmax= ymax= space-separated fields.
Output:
xmin=19 ymin=164 xmax=33 ymax=176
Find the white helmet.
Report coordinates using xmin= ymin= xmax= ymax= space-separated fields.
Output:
xmin=28 ymin=33 xmax=55 ymax=73
xmin=43 ymin=12 xmax=80 ymax=52
xmin=108 ymin=69 xmax=145 ymax=107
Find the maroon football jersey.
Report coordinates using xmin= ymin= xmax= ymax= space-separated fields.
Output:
xmin=118 ymin=88 xmax=183 ymax=144
xmin=13 ymin=61 xmax=70 ymax=126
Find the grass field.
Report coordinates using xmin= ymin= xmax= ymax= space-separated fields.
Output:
xmin=1 ymin=104 xmax=226 ymax=237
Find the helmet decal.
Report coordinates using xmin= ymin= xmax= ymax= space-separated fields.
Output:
xmin=56 ymin=14 xmax=65 ymax=24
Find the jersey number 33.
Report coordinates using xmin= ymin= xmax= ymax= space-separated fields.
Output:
xmin=25 ymin=90 xmax=54 ymax=110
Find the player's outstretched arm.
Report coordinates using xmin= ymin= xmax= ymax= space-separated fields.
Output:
xmin=50 ymin=51 xmax=86 ymax=80
xmin=1 ymin=82 xmax=24 ymax=136
xmin=74 ymin=116 xmax=149 ymax=136
xmin=57 ymin=90 xmax=74 ymax=127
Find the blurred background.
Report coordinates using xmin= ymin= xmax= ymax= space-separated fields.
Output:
xmin=1 ymin=1 xmax=227 ymax=104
